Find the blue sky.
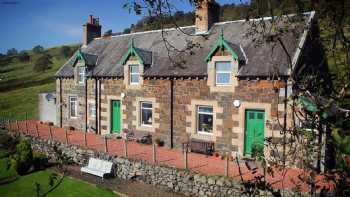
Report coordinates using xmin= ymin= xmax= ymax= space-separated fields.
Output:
xmin=0 ymin=0 xmax=247 ymax=53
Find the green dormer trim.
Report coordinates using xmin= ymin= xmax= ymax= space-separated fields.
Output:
xmin=119 ymin=39 xmax=145 ymax=65
xmin=205 ymin=29 xmax=239 ymax=62
xmin=73 ymin=49 xmax=86 ymax=66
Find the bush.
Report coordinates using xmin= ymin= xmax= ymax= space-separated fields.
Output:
xmin=6 ymin=48 xmax=18 ymax=56
xmin=33 ymin=54 xmax=53 ymax=72
xmin=18 ymin=51 xmax=30 ymax=62
xmin=33 ymin=152 xmax=48 ymax=170
xmin=11 ymin=139 xmax=33 ymax=175
xmin=60 ymin=46 xmax=72 ymax=58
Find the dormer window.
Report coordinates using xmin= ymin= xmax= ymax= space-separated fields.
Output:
xmin=129 ymin=64 xmax=140 ymax=85
xmin=215 ymin=61 xmax=231 ymax=86
xmin=78 ymin=66 xmax=86 ymax=85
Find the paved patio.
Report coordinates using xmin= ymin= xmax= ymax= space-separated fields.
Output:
xmin=5 ymin=120 xmax=331 ymax=192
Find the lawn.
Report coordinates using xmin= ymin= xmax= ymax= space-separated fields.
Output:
xmin=0 ymin=157 xmax=17 ymax=180
xmin=0 ymin=170 xmax=118 ymax=197
xmin=0 ymin=45 xmax=79 ymax=120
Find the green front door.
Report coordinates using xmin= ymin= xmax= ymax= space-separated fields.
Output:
xmin=111 ymin=100 xmax=121 ymax=134
xmin=244 ymin=109 xmax=265 ymax=155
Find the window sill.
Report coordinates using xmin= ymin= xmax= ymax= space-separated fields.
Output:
xmin=197 ymin=131 xmax=214 ymax=136
xmin=137 ymin=125 xmax=155 ymax=132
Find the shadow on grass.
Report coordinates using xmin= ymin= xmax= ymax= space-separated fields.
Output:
xmin=0 ymin=76 xmax=55 ymax=93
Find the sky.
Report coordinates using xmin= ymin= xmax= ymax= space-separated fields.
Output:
xmin=0 ymin=0 xmax=248 ymax=54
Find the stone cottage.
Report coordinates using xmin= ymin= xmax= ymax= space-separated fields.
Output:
xmin=55 ymin=0 xmax=321 ymax=156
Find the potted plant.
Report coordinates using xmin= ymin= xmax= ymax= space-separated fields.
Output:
xmin=154 ymin=138 xmax=164 ymax=147
xmin=213 ymin=152 xmax=220 ymax=158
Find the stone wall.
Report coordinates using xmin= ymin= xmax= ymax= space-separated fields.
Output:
xmin=26 ymin=135 xmax=284 ymax=197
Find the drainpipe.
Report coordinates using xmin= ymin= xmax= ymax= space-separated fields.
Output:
xmin=170 ymin=79 xmax=174 ymax=148
xmin=95 ymin=78 xmax=98 ymax=134
xmin=59 ymin=78 xmax=63 ymax=128
xmin=283 ymin=78 xmax=288 ymax=167
xmin=85 ymin=78 xmax=88 ymax=132
xmin=99 ymin=79 xmax=102 ymax=134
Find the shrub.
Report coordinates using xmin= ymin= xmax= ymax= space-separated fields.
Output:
xmin=33 ymin=54 xmax=53 ymax=72
xmin=18 ymin=51 xmax=30 ymax=62
xmin=11 ymin=139 xmax=33 ymax=175
xmin=60 ymin=46 xmax=72 ymax=58
xmin=6 ymin=48 xmax=18 ymax=56
xmin=33 ymin=152 xmax=48 ymax=170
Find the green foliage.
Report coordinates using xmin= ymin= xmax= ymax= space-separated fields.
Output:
xmin=18 ymin=51 xmax=30 ymax=62
xmin=59 ymin=46 xmax=72 ymax=58
xmin=33 ymin=54 xmax=53 ymax=72
xmin=11 ymin=139 xmax=33 ymax=175
xmin=6 ymin=48 xmax=18 ymax=56
xmin=32 ymin=152 xmax=48 ymax=171
xmin=32 ymin=45 xmax=44 ymax=54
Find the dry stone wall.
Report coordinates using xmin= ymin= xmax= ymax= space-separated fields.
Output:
xmin=25 ymin=134 xmax=291 ymax=197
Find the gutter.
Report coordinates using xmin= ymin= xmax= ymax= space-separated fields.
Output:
xmin=85 ymin=78 xmax=88 ymax=132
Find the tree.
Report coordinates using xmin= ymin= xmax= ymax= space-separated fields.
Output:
xmin=18 ymin=51 xmax=30 ymax=62
xmin=124 ymin=0 xmax=350 ymax=195
xmin=32 ymin=45 xmax=44 ymax=54
xmin=33 ymin=53 xmax=53 ymax=72
xmin=6 ymin=48 xmax=18 ymax=56
xmin=59 ymin=46 xmax=72 ymax=58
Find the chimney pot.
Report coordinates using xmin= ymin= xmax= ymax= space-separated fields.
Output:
xmin=83 ymin=15 xmax=102 ymax=46
xmin=88 ymin=15 xmax=93 ymax=24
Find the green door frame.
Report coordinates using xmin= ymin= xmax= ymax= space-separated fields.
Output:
xmin=244 ymin=109 xmax=265 ymax=156
xmin=111 ymin=100 xmax=121 ymax=134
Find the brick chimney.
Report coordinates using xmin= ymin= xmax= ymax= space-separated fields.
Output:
xmin=195 ymin=0 xmax=220 ymax=34
xmin=83 ymin=15 xmax=101 ymax=46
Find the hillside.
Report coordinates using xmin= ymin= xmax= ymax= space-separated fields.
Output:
xmin=0 ymin=45 xmax=79 ymax=120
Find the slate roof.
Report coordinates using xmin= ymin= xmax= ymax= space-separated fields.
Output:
xmin=56 ymin=13 xmax=313 ymax=78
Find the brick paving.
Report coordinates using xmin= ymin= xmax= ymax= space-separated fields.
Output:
xmin=6 ymin=120 xmax=332 ymax=192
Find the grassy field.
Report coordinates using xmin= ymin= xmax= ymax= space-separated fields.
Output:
xmin=0 ymin=170 xmax=118 ymax=197
xmin=0 ymin=156 xmax=17 ymax=180
xmin=0 ymin=45 xmax=78 ymax=120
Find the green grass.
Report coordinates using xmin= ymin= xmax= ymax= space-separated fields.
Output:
xmin=0 ymin=170 xmax=118 ymax=197
xmin=0 ymin=45 xmax=79 ymax=120
xmin=0 ymin=157 xmax=17 ymax=180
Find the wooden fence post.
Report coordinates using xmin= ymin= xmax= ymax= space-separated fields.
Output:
xmin=152 ymin=143 xmax=157 ymax=163
xmin=65 ymin=129 xmax=68 ymax=144
xmin=7 ymin=120 xmax=10 ymax=131
xmin=35 ymin=124 xmax=39 ymax=137
xmin=224 ymin=155 xmax=229 ymax=176
xmin=104 ymin=136 xmax=108 ymax=153
xmin=124 ymin=139 xmax=128 ymax=157
xmin=25 ymin=112 xmax=28 ymax=134
xmin=84 ymin=132 xmax=87 ymax=146
xmin=184 ymin=148 xmax=188 ymax=169
xmin=16 ymin=120 xmax=19 ymax=132
xmin=49 ymin=126 xmax=53 ymax=140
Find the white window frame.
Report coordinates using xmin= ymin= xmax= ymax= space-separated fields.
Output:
xmin=69 ymin=96 xmax=78 ymax=119
xmin=89 ymin=103 xmax=96 ymax=118
xmin=197 ymin=105 xmax=214 ymax=135
xmin=215 ymin=61 xmax=231 ymax=86
xmin=140 ymin=101 xmax=153 ymax=127
xmin=129 ymin=64 xmax=140 ymax=85
xmin=78 ymin=66 xmax=86 ymax=85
